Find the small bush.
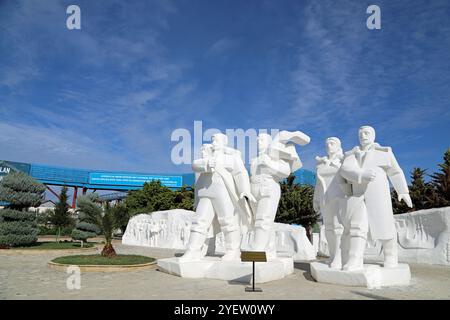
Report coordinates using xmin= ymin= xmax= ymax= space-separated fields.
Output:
xmin=0 ymin=209 xmax=38 ymax=246
xmin=0 ymin=234 xmax=38 ymax=247
xmin=71 ymin=228 xmax=98 ymax=242
xmin=76 ymin=221 xmax=101 ymax=234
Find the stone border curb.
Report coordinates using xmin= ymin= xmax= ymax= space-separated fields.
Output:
xmin=47 ymin=260 xmax=157 ymax=272
xmin=0 ymin=246 xmax=99 ymax=255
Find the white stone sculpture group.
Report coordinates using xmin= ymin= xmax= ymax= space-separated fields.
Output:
xmin=156 ymin=125 xmax=413 ymax=287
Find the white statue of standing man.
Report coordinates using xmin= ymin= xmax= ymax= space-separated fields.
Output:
xmin=249 ymin=134 xmax=290 ymax=254
xmin=249 ymin=131 xmax=310 ymax=256
xmin=339 ymin=126 xmax=412 ymax=271
xmin=181 ymin=133 xmax=255 ymax=261
xmin=313 ymin=137 xmax=345 ymax=269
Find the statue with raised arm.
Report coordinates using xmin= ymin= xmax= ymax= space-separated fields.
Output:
xmin=249 ymin=130 xmax=310 ymax=256
xmin=313 ymin=137 xmax=345 ymax=269
xmin=181 ymin=133 xmax=255 ymax=261
xmin=339 ymin=126 xmax=412 ymax=271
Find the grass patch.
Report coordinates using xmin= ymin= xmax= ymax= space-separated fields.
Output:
xmin=16 ymin=241 xmax=95 ymax=250
xmin=52 ymin=254 xmax=155 ymax=265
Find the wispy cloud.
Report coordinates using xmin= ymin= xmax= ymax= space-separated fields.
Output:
xmin=205 ymin=37 xmax=240 ymax=57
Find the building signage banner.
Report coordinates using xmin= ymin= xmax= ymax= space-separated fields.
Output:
xmin=89 ymin=172 xmax=183 ymax=188
xmin=0 ymin=160 xmax=31 ymax=182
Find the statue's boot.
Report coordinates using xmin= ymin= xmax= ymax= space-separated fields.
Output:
xmin=382 ymin=238 xmax=398 ymax=268
xmin=179 ymin=231 xmax=206 ymax=261
xmin=221 ymin=229 xmax=242 ymax=261
xmin=252 ymin=228 xmax=277 ymax=260
xmin=251 ymin=228 xmax=270 ymax=251
xmin=330 ymin=232 xmax=343 ymax=270
xmin=342 ymin=236 xmax=366 ymax=271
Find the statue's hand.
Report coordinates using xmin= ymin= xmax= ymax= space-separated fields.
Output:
xmin=240 ymin=192 xmax=257 ymax=203
xmin=362 ymin=169 xmax=376 ymax=182
xmin=398 ymin=193 xmax=413 ymax=208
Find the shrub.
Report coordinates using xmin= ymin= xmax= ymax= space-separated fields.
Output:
xmin=71 ymin=194 xmax=102 ymax=242
xmin=0 ymin=172 xmax=45 ymax=247
xmin=0 ymin=172 xmax=45 ymax=209
xmin=0 ymin=234 xmax=39 ymax=247
xmin=0 ymin=209 xmax=38 ymax=246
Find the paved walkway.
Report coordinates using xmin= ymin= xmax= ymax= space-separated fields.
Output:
xmin=1 ymin=241 xmax=449 ymax=300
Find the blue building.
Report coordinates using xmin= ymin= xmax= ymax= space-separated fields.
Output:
xmin=0 ymin=159 xmax=315 ymax=207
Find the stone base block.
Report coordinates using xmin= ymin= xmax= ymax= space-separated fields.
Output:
xmin=310 ymin=261 xmax=411 ymax=289
xmin=157 ymin=256 xmax=294 ymax=283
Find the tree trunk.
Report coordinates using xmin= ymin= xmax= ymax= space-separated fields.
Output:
xmin=101 ymin=242 xmax=117 ymax=257
xmin=56 ymin=227 xmax=61 ymax=243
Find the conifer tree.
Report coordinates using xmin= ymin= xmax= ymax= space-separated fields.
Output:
xmin=49 ymin=186 xmax=73 ymax=242
xmin=0 ymin=172 xmax=45 ymax=247
xmin=429 ymin=148 xmax=450 ymax=207
xmin=276 ymin=174 xmax=319 ymax=242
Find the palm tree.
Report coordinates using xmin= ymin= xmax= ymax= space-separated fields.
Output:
xmin=100 ymin=202 xmax=116 ymax=257
xmin=73 ymin=194 xmax=116 ymax=257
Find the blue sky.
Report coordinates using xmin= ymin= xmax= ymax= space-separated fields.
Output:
xmin=1 ymin=0 xmax=449 ymax=180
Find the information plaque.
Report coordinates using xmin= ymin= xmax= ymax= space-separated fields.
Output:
xmin=241 ymin=251 xmax=267 ymax=292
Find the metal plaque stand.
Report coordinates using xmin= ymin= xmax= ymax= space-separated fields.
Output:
xmin=241 ymin=251 xmax=267 ymax=293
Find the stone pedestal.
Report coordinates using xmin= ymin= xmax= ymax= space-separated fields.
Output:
xmin=157 ymin=256 xmax=294 ymax=284
xmin=310 ymin=261 xmax=411 ymax=289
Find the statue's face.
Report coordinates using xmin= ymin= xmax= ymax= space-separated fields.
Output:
xmin=326 ymin=139 xmax=340 ymax=155
xmin=359 ymin=127 xmax=375 ymax=147
xmin=212 ymin=134 xmax=226 ymax=150
xmin=257 ymin=134 xmax=271 ymax=151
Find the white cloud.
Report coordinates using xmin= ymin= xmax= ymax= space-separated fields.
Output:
xmin=205 ymin=37 xmax=240 ymax=57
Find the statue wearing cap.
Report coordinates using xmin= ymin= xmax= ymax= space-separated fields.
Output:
xmin=339 ymin=126 xmax=412 ymax=271
xmin=181 ymin=133 xmax=255 ymax=262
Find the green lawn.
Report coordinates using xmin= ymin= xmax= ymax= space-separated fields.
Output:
xmin=52 ymin=254 xmax=155 ymax=265
xmin=17 ymin=241 xmax=95 ymax=250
